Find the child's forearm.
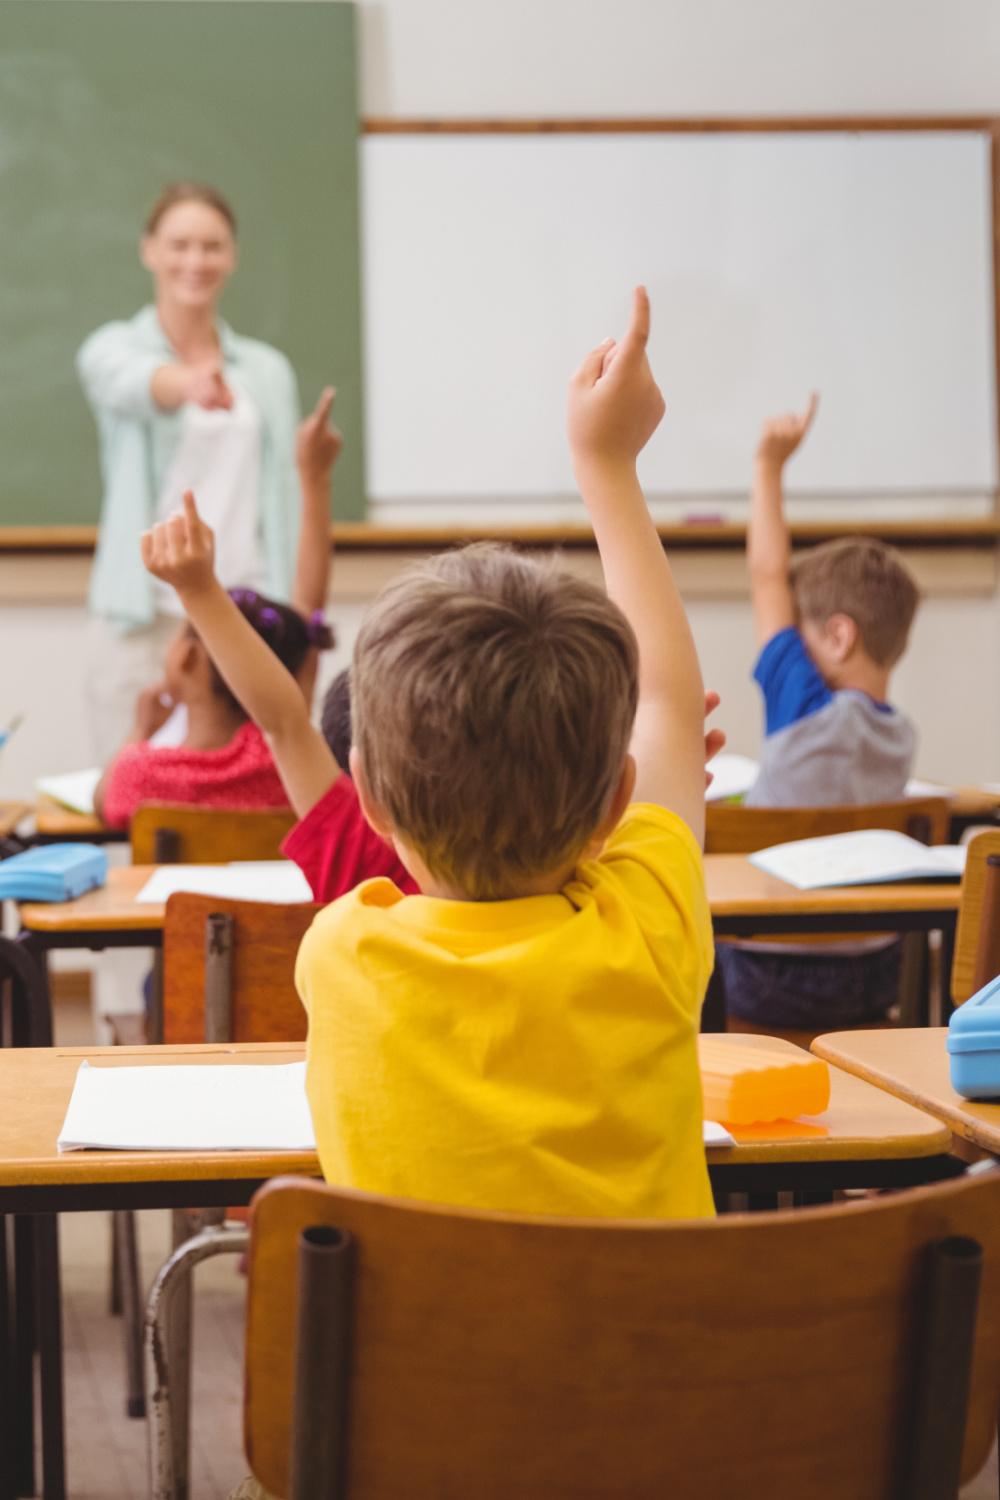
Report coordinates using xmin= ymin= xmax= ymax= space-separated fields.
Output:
xmin=748 ymin=457 xmax=795 ymax=643
xmin=579 ymin=459 xmax=705 ymax=828
xmin=181 ymin=578 xmax=313 ymax=739
xmin=291 ymin=468 xmax=333 ymax=618
xmin=584 ymin=463 xmax=702 ymax=709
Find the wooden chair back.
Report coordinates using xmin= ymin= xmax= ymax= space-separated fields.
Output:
xmin=244 ymin=1170 xmax=1000 ymax=1500
xmin=704 ymin=796 xmax=951 ymax=854
xmin=952 ymin=829 xmax=1000 ymax=1005
xmin=130 ymin=802 xmax=297 ymax=866
xmin=162 ymin=894 xmax=321 ymax=1044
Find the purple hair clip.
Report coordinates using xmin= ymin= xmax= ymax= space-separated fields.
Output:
xmin=229 ymin=588 xmax=259 ymax=606
xmin=307 ymin=609 xmax=334 ymax=649
xmin=259 ymin=607 xmax=282 ymax=628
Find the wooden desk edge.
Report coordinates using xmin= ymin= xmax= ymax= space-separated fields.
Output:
xmin=810 ymin=1035 xmax=999 ymax=1156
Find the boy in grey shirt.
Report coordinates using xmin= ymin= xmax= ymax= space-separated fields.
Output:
xmin=719 ymin=395 xmax=921 ymax=1029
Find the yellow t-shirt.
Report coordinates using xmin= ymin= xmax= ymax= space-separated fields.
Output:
xmin=296 ymin=803 xmax=716 ymax=1219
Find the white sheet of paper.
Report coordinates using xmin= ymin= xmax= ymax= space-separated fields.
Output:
xmin=979 ymin=783 xmax=1000 ymax=797
xmin=57 ymin=1060 xmax=317 ymax=1152
xmin=705 ymin=754 xmax=760 ymax=803
xmin=749 ymin=830 xmax=967 ymax=890
xmin=36 ymin=768 xmax=102 ymax=817
xmin=905 ymin=777 xmax=954 ymax=799
xmin=57 ymin=1059 xmax=736 ymax=1155
xmin=135 ymin=862 xmax=313 ymax=905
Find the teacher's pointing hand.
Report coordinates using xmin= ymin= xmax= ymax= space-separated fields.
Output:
xmin=181 ymin=355 xmax=234 ymax=411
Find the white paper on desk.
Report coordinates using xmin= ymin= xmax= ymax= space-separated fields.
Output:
xmin=134 ymin=861 xmax=313 ymax=905
xmin=905 ymin=777 xmax=954 ymax=799
xmin=705 ymin=755 xmax=760 ymax=803
xmin=702 ymin=1120 xmax=736 ymax=1147
xmin=57 ymin=1060 xmax=317 ymax=1152
xmin=35 ymin=768 xmax=102 ymax=816
xmin=749 ymin=830 xmax=967 ymax=890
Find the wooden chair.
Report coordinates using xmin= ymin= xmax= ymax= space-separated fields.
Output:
xmin=704 ymin=795 xmax=951 ymax=854
xmin=143 ymin=894 xmax=321 ymax=1485
xmin=951 ymin=828 xmax=1000 ymax=1007
xmin=162 ymin=892 xmax=322 ymax=1044
xmin=130 ymin=802 xmax=297 ymax=866
xmin=706 ymin=797 xmax=951 ymax=1047
xmin=144 ymin=1168 xmax=1000 ymax=1500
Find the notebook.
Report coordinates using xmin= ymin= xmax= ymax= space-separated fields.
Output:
xmin=0 ymin=843 xmax=108 ymax=902
xmin=705 ymin=755 xmax=760 ymax=803
xmin=57 ymin=1059 xmax=736 ymax=1152
xmin=36 ymin=768 xmax=102 ymax=817
xmin=749 ymin=830 xmax=967 ymax=891
xmin=135 ymin=862 xmax=313 ymax=905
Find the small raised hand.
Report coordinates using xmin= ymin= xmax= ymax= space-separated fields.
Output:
xmin=141 ymin=491 xmax=216 ymax=596
xmin=757 ymin=393 xmax=818 ymax=470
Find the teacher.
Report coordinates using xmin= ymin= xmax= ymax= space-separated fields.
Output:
xmin=77 ymin=180 xmax=307 ymax=763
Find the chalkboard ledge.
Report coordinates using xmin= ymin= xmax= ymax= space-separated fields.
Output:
xmin=1 ymin=519 xmax=999 ymax=553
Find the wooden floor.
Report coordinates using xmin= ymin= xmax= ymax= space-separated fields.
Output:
xmin=47 ymin=995 xmax=1000 ymax=1499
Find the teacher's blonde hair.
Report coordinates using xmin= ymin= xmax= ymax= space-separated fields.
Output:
xmin=145 ymin=181 xmax=238 ymax=239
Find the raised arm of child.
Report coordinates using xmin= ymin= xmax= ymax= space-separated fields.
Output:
xmin=290 ymin=387 xmax=342 ymax=702
xmin=566 ymin=286 xmax=707 ymax=843
xmin=748 ymin=394 xmax=818 ymax=647
xmin=141 ymin=493 xmax=339 ymax=819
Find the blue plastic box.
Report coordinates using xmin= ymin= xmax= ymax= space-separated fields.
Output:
xmin=0 ymin=843 xmax=108 ymax=903
xmin=947 ymin=973 xmax=1000 ymax=1098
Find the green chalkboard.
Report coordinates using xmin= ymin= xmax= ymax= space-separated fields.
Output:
xmin=0 ymin=0 xmax=364 ymax=525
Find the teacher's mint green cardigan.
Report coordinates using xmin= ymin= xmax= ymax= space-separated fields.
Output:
xmin=77 ymin=305 xmax=302 ymax=633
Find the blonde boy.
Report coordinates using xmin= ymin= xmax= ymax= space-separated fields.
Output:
xmin=145 ymin=289 xmax=716 ymax=1219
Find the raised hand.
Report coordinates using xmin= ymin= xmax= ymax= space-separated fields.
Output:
xmin=183 ymin=356 xmax=234 ymax=411
xmin=757 ymin=393 xmax=818 ymax=469
xmin=141 ymin=491 xmax=216 ymax=595
xmin=567 ymin=286 xmax=666 ymax=474
xmin=296 ymin=386 xmax=342 ymax=482
xmin=703 ymin=688 xmax=727 ymax=789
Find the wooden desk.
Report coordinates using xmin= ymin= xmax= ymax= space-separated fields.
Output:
xmin=811 ymin=1027 xmax=1000 ymax=1159
xmin=32 ymin=794 xmax=125 ymax=844
xmin=0 ymin=1036 xmax=953 ymax=1212
xmin=18 ymin=858 xmax=964 ymax=947
xmin=19 ymin=865 xmax=162 ymax=949
xmin=0 ymin=1037 xmax=956 ymax=1496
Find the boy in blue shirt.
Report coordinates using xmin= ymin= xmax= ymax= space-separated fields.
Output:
xmin=719 ymin=395 xmax=921 ymax=1030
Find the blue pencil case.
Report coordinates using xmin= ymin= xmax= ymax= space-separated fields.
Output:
xmin=0 ymin=843 xmax=108 ymax=902
xmin=947 ymin=974 xmax=1000 ymax=1098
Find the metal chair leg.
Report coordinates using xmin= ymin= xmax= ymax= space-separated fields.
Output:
xmin=145 ymin=1224 xmax=250 ymax=1500
xmin=115 ymin=1210 xmax=145 ymax=1418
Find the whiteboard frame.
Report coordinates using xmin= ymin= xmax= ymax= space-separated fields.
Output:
xmin=6 ymin=114 xmax=1000 ymax=551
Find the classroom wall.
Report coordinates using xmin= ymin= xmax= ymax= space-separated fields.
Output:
xmin=3 ymin=0 xmax=1000 ymax=799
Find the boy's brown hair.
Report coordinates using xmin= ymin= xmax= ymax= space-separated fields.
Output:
xmin=352 ymin=544 xmax=639 ymax=900
xmin=790 ymin=537 xmax=919 ymax=668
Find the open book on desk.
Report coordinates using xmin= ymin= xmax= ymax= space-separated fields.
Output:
xmin=135 ymin=862 xmax=313 ymax=905
xmin=36 ymin=768 xmax=102 ymax=817
xmin=57 ymin=1060 xmax=736 ymax=1151
xmin=749 ymin=830 xmax=967 ymax=891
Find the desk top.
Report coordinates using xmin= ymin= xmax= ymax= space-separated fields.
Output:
xmin=18 ymin=858 xmax=964 ymax=936
xmin=33 ymin=794 xmax=115 ymax=839
xmin=0 ymin=1037 xmax=949 ymax=1186
xmin=811 ymin=1027 xmax=1000 ymax=1157
xmin=702 ymin=855 xmax=961 ymax=919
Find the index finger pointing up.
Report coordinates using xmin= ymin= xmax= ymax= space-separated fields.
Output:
xmin=614 ymin=286 xmax=651 ymax=368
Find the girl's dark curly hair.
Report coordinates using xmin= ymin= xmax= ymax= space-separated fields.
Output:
xmin=190 ymin=590 xmax=333 ymax=717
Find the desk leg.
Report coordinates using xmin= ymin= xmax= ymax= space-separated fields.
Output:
xmin=35 ymin=1215 xmax=64 ymax=1500
xmin=0 ymin=1217 xmax=14 ymax=1500
xmin=940 ymin=924 xmax=956 ymax=1026
xmin=13 ymin=1219 xmax=34 ymax=1499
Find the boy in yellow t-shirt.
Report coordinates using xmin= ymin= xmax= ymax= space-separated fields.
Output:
xmin=143 ymin=288 xmax=716 ymax=1219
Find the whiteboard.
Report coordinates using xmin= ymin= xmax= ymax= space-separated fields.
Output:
xmin=361 ymin=132 xmax=997 ymax=519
